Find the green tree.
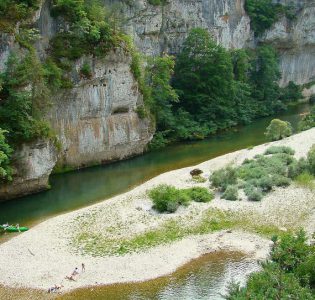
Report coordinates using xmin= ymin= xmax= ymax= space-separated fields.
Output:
xmin=250 ymin=45 xmax=281 ymax=116
xmin=265 ymin=119 xmax=292 ymax=141
xmin=0 ymin=129 xmax=13 ymax=182
xmin=0 ymin=52 xmax=50 ymax=144
xmin=173 ymin=28 xmax=237 ymax=134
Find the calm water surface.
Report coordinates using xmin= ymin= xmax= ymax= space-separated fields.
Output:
xmin=59 ymin=251 xmax=259 ymax=300
xmin=0 ymin=104 xmax=310 ymax=229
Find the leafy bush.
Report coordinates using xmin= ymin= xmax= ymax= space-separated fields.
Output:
xmin=227 ymin=230 xmax=315 ymax=299
xmin=148 ymin=185 xmax=214 ymax=213
xmin=244 ymin=0 xmax=292 ymax=36
xmin=244 ymin=185 xmax=263 ymax=201
xmin=148 ymin=184 xmax=190 ymax=213
xmin=264 ymin=146 xmax=295 ymax=155
xmin=184 ymin=187 xmax=214 ymax=203
xmin=288 ymin=158 xmax=308 ymax=179
xmin=222 ymin=185 xmax=238 ymax=201
xmin=307 ymin=144 xmax=315 ymax=175
xmin=80 ymin=62 xmax=92 ymax=79
xmin=0 ymin=0 xmax=40 ymax=32
xmin=210 ymin=166 xmax=237 ymax=192
xmin=265 ymin=119 xmax=292 ymax=141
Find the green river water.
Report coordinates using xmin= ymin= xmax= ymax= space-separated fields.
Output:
xmin=0 ymin=103 xmax=311 ymax=300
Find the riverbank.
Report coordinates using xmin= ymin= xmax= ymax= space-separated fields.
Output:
xmin=0 ymin=128 xmax=314 ymax=294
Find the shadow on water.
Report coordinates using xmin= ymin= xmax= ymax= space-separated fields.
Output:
xmin=0 ymin=103 xmax=311 ymax=229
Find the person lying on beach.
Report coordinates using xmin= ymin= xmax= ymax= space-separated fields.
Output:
xmin=65 ymin=275 xmax=76 ymax=281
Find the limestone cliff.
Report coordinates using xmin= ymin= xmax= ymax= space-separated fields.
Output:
xmin=111 ymin=0 xmax=315 ymax=86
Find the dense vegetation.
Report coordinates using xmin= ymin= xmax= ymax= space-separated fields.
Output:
xmin=245 ymin=0 xmax=297 ymax=36
xmin=210 ymin=145 xmax=315 ymax=201
xmin=148 ymin=184 xmax=214 ymax=213
xmin=227 ymin=230 xmax=315 ymax=299
xmin=0 ymin=129 xmax=13 ymax=182
xmin=0 ymin=0 xmax=40 ymax=32
xmin=298 ymin=105 xmax=315 ymax=131
xmin=149 ymin=28 xmax=302 ymax=148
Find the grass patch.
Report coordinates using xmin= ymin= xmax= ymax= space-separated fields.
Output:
xmin=70 ymin=208 xmax=287 ymax=257
xmin=295 ymin=172 xmax=315 ymax=190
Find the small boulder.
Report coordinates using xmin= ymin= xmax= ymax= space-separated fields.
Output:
xmin=190 ymin=168 xmax=203 ymax=176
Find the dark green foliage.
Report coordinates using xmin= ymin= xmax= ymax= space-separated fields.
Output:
xmin=210 ymin=167 xmax=237 ymax=192
xmin=279 ymin=81 xmax=302 ymax=103
xmin=227 ymin=230 xmax=315 ymax=299
xmin=148 ymin=184 xmax=190 ymax=213
xmin=0 ymin=129 xmax=13 ymax=182
xmin=173 ymin=28 xmax=237 ymax=135
xmin=184 ymin=187 xmax=214 ymax=203
xmin=149 ymin=29 xmax=300 ymax=147
xmin=147 ymin=0 xmax=166 ymax=5
xmin=245 ymin=0 xmax=288 ymax=36
xmin=222 ymin=185 xmax=238 ymax=201
xmin=265 ymin=119 xmax=292 ymax=141
xmin=48 ymin=0 xmax=122 ymax=84
xmin=80 ymin=62 xmax=92 ymax=79
xmin=0 ymin=53 xmax=51 ymax=145
xmin=148 ymin=185 xmax=213 ymax=213
xmin=264 ymin=146 xmax=295 ymax=155
xmin=0 ymin=0 xmax=40 ymax=32
xmin=250 ymin=46 xmax=282 ymax=116
xmin=43 ymin=58 xmax=63 ymax=90
xmin=298 ymin=105 xmax=315 ymax=131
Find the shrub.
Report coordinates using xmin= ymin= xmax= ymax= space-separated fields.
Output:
xmin=264 ymin=146 xmax=295 ymax=155
xmin=244 ymin=185 xmax=263 ymax=201
xmin=265 ymin=119 xmax=292 ymax=141
xmin=185 ymin=187 xmax=214 ymax=203
xmin=148 ymin=184 xmax=190 ymax=213
xmin=298 ymin=105 xmax=315 ymax=131
xmin=210 ymin=166 xmax=237 ymax=191
xmin=307 ymin=145 xmax=315 ymax=175
xmin=222 ymin=185 xmax=238 ymax=201
xmin=80 ymin=62 xmax=92 ymax=79
xmin=295 ymin=172 xmax=315 ymax=190
xmin=288 ymin=158 xmax=308 ymax=179
xmin=0 ymin=129 xmax=13 ymax=182
xmin=256 ymin=175 xmax=273 ymax=192
xmin=273 ymin=174 xmax=291 ymax=187
xmin=227 ymin=230 xmax=315 ymax=299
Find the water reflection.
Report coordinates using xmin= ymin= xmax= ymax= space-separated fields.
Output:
xmin=60 ymin=251 xmax=259 ymax=300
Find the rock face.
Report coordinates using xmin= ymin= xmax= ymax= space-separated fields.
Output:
xmin=49 ymin=51 xmax=152 ymax=169
xmin=113 ymin=0 xmax=315 ymax=86
xmin=0 ymin=140 xmax=57 ymax=201
xmin=109 ymin=0 xmax=251 ymax=55
xmin=263 ymin=1 xmax=315 ymax=86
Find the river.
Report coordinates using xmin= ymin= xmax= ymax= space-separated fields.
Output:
xmin=0 ymin=103 xmax=311 ymax=299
